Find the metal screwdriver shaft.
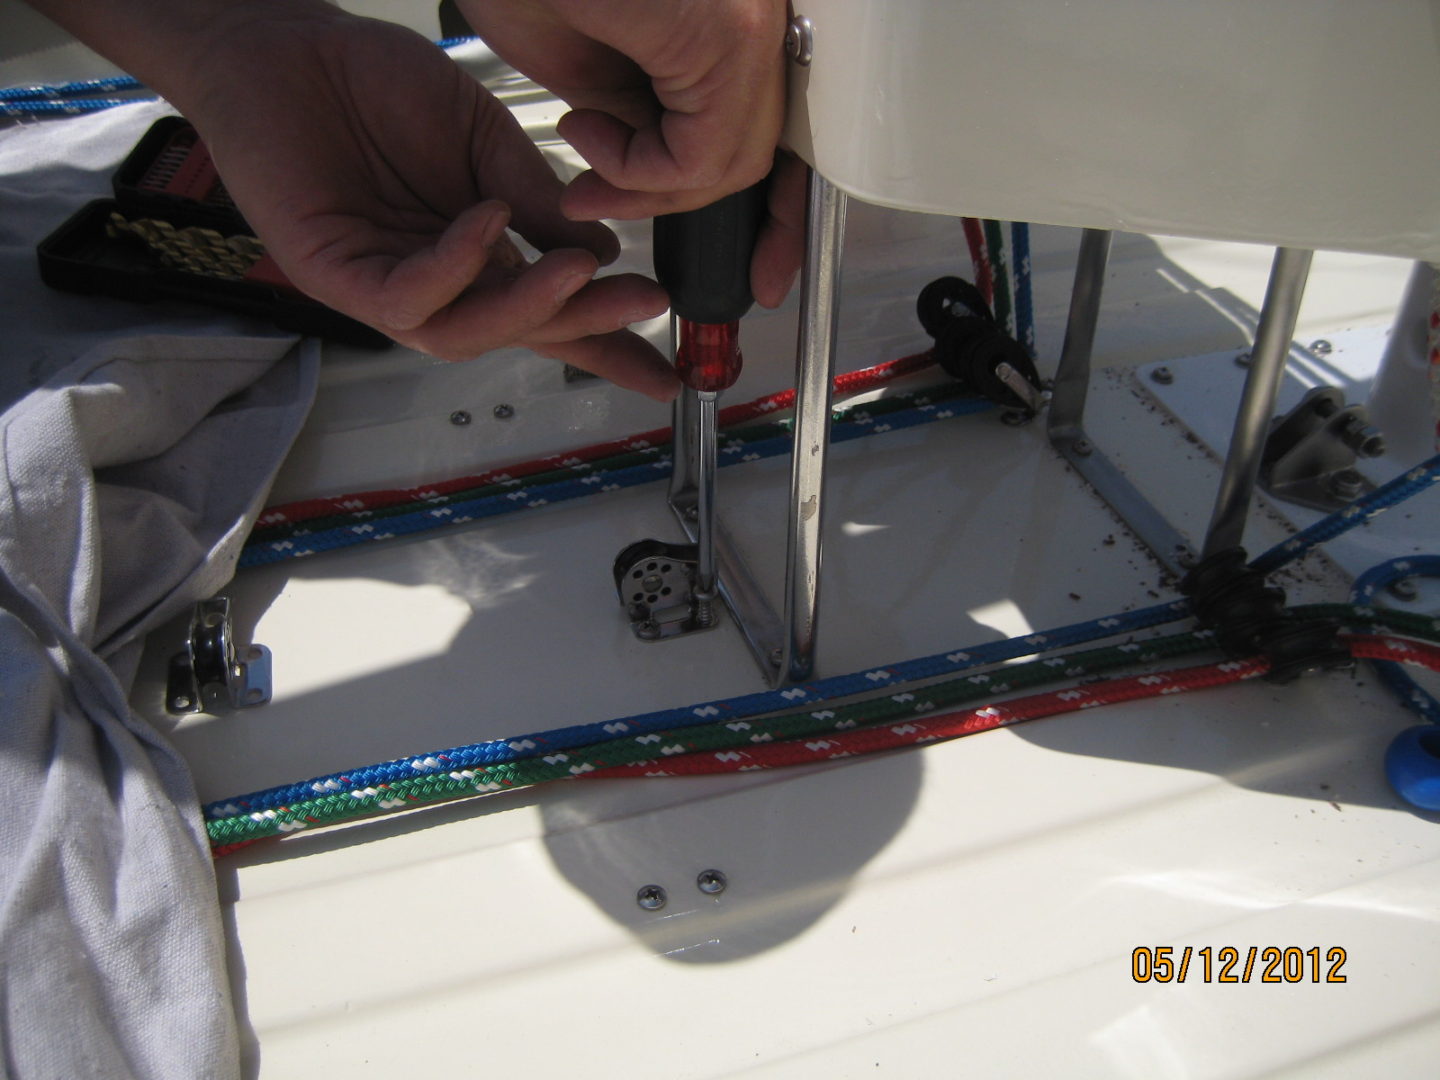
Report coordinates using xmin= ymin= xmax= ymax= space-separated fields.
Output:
xmin=654 ymin=184 xmax=768 ymax=631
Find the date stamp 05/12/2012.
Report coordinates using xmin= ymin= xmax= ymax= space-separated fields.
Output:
xmin=1131 ymin=946 xmax=1348 ymax=984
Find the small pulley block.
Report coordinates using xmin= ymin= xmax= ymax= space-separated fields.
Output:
xmin=167 ymin=596 xmax=272 ymax=713
xmin=613 ymin=538 xmax=717 ymax=641
xmin=917 ymin=276 xmax=1045 ymax=414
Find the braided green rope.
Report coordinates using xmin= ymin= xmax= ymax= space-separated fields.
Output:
xmin=982 ymin=219 xmax=1014 ymax=338
xmin=207 ymin=627 xmax=1222 ymax=845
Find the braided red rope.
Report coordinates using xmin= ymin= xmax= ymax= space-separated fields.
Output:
xmin=258 ymin=351 xmax=936 ymax=526
xmin=962 ymin=217 xmax=995 ymax=307
xmin=588 ymin=635 xmax=1440 ymax=779
xmin=588 ymin=657 xmax=1270 ymax=778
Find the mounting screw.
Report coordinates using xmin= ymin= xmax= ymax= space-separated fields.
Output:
xmin=493 ymin=403 xmax=515 ymax=420
xmin=1235 ymin=352 xmax=1252 ymax=368
xmin=1388 ymin=576 xmax=1420 ymax=602
xmin=1072 ymin=438 xmax=1094 ymax=457
xmin=1150 ymin=366 xmax=1174 ymax=385
xmin=1309 ymin=339 xmax=1334 ymax=356
xmin=696 ymin=869 xmax=728 ymax=895
xmin=636 ymin=619 xmax=661 ymax=641
xmin=999 ymin=408 xmax=1031 ymax=427
xmin=449 ymin=410 xmax=471 ymax=426
xmin=1329 ymin=468 xmax=1364 ymax=500
xmin=785 ymin=15 xmax=814 ymax=66
xmin=636 ymin=884 xmax=667 ymax=911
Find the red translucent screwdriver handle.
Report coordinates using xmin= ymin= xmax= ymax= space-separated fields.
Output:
xmin=676 ymin=318 xmax=743 ymax=393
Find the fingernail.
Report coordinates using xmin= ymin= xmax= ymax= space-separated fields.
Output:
xmin=618 ymin=305 xmax=669 ymax=328
xmin=481 ymin=210 xmax=511 ymax=248
xmin=555 ymin=271 xmax=592 ymax=303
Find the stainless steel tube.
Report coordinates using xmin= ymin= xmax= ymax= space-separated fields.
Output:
xmin=1048 ymin=229 xmax=1113 ymax=441
xmin=781 ymin=172 xmax=847 ymax=685
xmin=1202 ymin=247 xmax=1313 ymax=559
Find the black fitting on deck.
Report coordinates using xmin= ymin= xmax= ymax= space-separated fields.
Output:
xmin=1181 ymin=548 xmax=1351 ymax=684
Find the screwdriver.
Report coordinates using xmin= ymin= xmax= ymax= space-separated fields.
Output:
xmin=653 ymin=182 xmax=768 ymax=624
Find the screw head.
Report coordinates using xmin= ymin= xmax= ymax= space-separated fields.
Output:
xmin=1235 ymin=351 xmax=1252 ymax=368
xmin=449 ymin=410 xmax=471 ymax=426
xmin=1388 ymin=576 xmax=1420 ymax=602
xmin=1309 ymin=339 xmax=1334 ymax=356
xmin=636 ymin=884 xmax=667 ymax=911
xmin=785 ymin=16 xmax=814 ymax=66
xmin=1072 ymin=438 xmax=1094 ymax=457
xmin=1150 ymin=366 xmax=1174 ymax=385
xmin=493 ymin=403 xmax=515 ymax=420
xmin=696 ymin=869 xmax=728 ymax=895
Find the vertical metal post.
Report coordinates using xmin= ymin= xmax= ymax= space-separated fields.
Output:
xmin=1045 ymin=229 xmax=1195 ymax=574
xmin=780 ymin=172 xmax=847 ymax=684
xmin=1202 ymin=247 xmax=1314 ymax=558
xmin=1048 ymin=229 xmax=1113 ymax=445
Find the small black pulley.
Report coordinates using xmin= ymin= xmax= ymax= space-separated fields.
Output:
xmin=613 ymin=538 xmax=715 ymax=641
xmin=917 ymin=276 xmax=1045 ymax=413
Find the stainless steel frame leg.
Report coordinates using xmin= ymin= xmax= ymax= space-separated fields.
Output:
xmin=668 ymin=331 xmax=787 ymax=677
xmin=1048 ymin=229 xmax=1196 ymax=575
xmin=779 ymin=172 xmax=848 ymax=684
xmin=1201 ymin=247 xmax=1314 ymax=558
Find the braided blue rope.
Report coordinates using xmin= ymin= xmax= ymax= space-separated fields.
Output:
xmin=0 ymin=36 xmax=480 ymax=117
xmin=1010 ymin=222 xmax=1036 ymax=358
xmin=1350 ymin=556 xmax=1440 ymax=725
xmin=239 ymin=395 xmax=993 ymax=568
xmin=204 ymin=596 xmax=1190 ymax=818
xmin=0 ymin=74 xmax=143 ymax=101
xmin=0 ymin=97 xmax=154 ymax=117
xmin=1249 ymin=454 xmax=1440 ymax=575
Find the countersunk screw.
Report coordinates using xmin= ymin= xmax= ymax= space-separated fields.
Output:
xmin=785 ymin=15 xmax=814 ymax=66
xmin=493 ymin=403 xmax=515 ymax=420
xmin=449 ymin=410 xmax=471 ymax=426
xmin=1388 ymin=577 xmax=1420 ymax=602
xmin=636 ymin=884 xmax=667 ymax=911
xmin=1235 ymin=351 xmax=1252 ymax=368
xmin=1309 ymin=339 xmax=1334 ymax=356
xmin=696 ymin=869 xmax=728 ymax=895
xmin=1150 ymin=366 xmax=1174 ymax=385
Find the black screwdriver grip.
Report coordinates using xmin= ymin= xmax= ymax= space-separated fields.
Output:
xmin=652 ymin=181 xmax=768 ymax=325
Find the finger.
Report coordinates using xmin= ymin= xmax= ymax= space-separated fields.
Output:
xmin=559 ymin=166 xmax=737 ymax=221
xmin=533 ymin=329 xmax=681 ymax=403
xmin=557 ymin=105 xmax=777 ymax=198
xmin=316 ymin=200 xmax=511 ymax=332
xmin=389 ymin=247 xmax=602 ymax=359
xmin=513 ymin=272 xmax=670 ymax=346
xmin=750 ymin=153 xmax=808 ymax=308
xmin=471 ymin=92 xmax=624 ymax=264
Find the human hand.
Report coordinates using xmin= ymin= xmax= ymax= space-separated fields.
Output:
xmin=460 ymin=0 xmax=806 ymax=308
xmin=174 ymin=2 xmax=680 ymax=399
